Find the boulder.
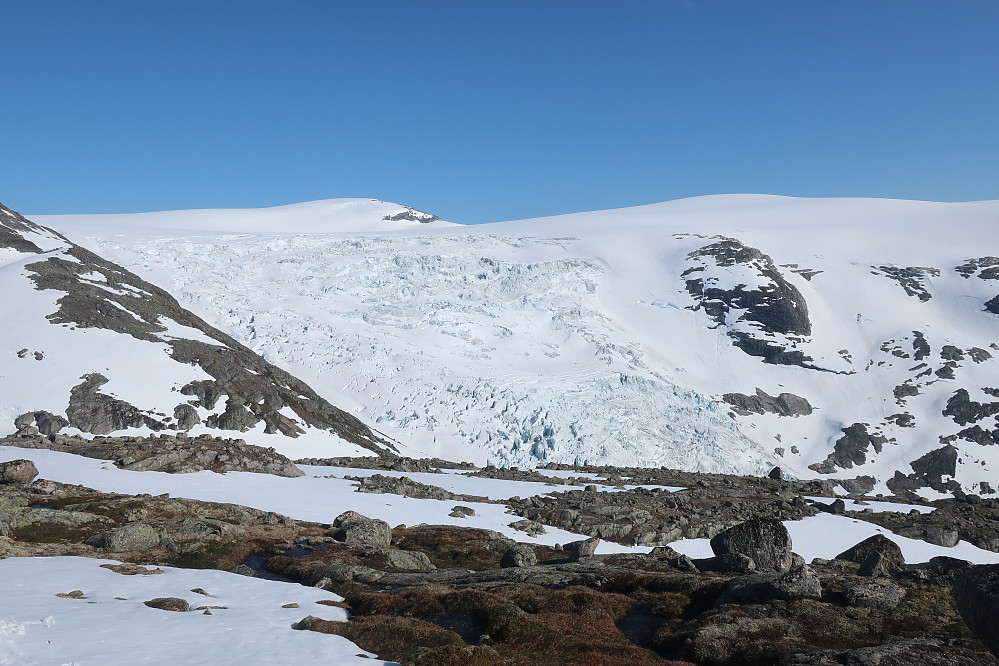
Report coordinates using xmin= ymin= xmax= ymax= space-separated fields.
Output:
xmin=84 ymin=523 xmax=161 ymax=552
xmin=143 ymin=597 xmax=190 ymax=612
xmin=332 ymin=511 xmax=391 ymax=547
xmin=857 ymin=552 xmax=900 ymax=578
xmin=835 ymin=534 xmax=904 ymax=566
xmin=952 ymin=564 xmax=999 ymax=658
xmin=709 ymin=518 xmax=793 ymax=573
xmin=564 ymin=537 xmax=600 ymax=562
xmin=381 ymin=549 xmax=436 ymax=572
xmin=500 ymin=544 xmax=538 ymax=568
xmin=0 ymin=459 xmax=39 ymax=485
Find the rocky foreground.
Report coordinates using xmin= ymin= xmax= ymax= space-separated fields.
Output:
xmin=1 ymin=448 xmax=998 ymax=665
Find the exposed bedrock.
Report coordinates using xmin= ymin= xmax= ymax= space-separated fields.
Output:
xmin=9 ymin=208 xmax=389 ymax=452
xmin=809 ymin=423 xmax=889 ymax=474
xmin=723 ymin=388 xmax=813 ymax=417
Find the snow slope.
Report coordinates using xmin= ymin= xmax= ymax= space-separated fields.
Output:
xmin=28 ymin=195 xmax=999 ymax=493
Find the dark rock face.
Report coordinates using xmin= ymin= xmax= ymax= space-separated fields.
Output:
xmin=382 ymin=205 xmax=441 ymax=224
xmin=723 ymin=388 xmax=813 ymax=417
xmin=809 ymin=423 xmax=889 ymax=473
xmin=952 ymin=564 xmax=999 ymax=658
xmin=0 ymin=204 xmax=47 ymax=253
xmin=944 ymin=388 xmax=999 ymax=426
xmin=835 ymin=534 xmax=904 ymax=566
xmin=709 ymin=518 xmax=793 ymax=573
xmin=871 ymin=265 xmax=939 ymax=302
xmin=66 ymin=373 xmax=163 ymax=435
xmin=986 ymin=295 xmax=999 ymax=315
xmin=956 ymin=256 xmax=999 ymax=280
xmin=887 ymin=445 xmax=960 ymax=495
xmin=683 ymin=238 xmax=816 ymax=367
xmin=0 ymin=459 xmax=39 ymax=485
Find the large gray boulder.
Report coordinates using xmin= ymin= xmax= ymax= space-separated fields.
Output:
xmin=0 ymin=459 xmax=39 ymax=485
xmin=564 ymin=537 xmax=600 ymax=562
xmin=332 ymin=511 xmax=391 ymax=547
xmin=709 ymin=518 xmax=793 ymax=573
xmin=952 ymin=564 xmax=999 ymax=658
xmin=835 ymin=534 xmax=904 ymax=565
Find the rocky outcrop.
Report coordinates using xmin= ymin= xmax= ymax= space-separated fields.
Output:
xmin=1 ymin=430 xmax=304 ymax=477
xmin=871 ymin=265 xmax=939 ymax=302
xmin=809 ymin=422 xmax=890 ymax=473
xmin=683 ymin=238 xmax=815 ymax=367
xmin=723 ymin=388 xmax=813 ymax=417
xmin=5 ymin=203 xmax=390 ymax=453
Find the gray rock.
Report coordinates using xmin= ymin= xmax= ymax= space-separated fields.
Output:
xmin=709 ymin=518 xmax=793 ymax=573
xmin=842 ymin=579 xmax=906 ymax=609
xmin=693 ymin=553 xmax=757 ymax=574
xmin=924 ymin=525 xmax=959 ymax=547
xmin=564 ymin=537 xmax=600 ymax=562
xmin=173 ymin=404 xmax=200 ymax=430
xmin=0 ymin=459 xmax=39 ymax=485
xmin=715 ymin=565 xmax=821 ymax=606
xmin=332 ymin=511 xmax=391 ymax=547
xmin=857 ymin=552 xmax=900 ymax=578
xmin=724 ymin=389 xmax=813 ymax=418
xmin=449 ymin=505 xmax=476 ymax=518
xmin=835 ymin=534 xmax=904 ymax=566
xmin=84 ymin=523 xmax=161 ymax=552
xmin=500 ymin=544 xmax=538 ymax=568
xmin=381 ymin=549 xmax=436 ymax=572
xmin=952 ymin=564 xmax=999 ymax=658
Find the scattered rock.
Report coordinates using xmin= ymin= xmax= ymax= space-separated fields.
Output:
xmin=333 ymin=511 xmax=392 ymax=547
xmin=842 ymin=579 xmax=906 ymax=609
xmin=143 ymin=597 xmax=190 ymax=612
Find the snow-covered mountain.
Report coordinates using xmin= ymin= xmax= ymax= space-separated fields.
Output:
xmin=0 ymin=202 xmax=389 ymax=459
xmin=16 ymin=194 xmax=999 ymax=497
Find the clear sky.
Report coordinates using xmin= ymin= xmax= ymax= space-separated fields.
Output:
xmin=2 ymin=1 xmax=997 ymax=224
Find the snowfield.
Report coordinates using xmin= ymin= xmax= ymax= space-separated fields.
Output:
xmin=33 ymin=194 xmax=999 ymax=494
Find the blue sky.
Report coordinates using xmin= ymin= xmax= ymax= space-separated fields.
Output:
xmin=3 ymin=1 xmax=997 ymax=223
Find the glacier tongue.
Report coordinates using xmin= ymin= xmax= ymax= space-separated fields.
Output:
xmin=85 ymin=231 xmax=774 ymax=473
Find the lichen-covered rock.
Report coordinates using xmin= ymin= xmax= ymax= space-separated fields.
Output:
xmin=0 ymin=459 xmax=39 ymax=485
xmin=715 ymin=565 xmax=822 ymax=606
xmin=333 ymin=511 xmax=391 ymax=547
xmin=709 ymin=518 xmax=793 ymax=573
xmin=842 ymin=579 xmax=906 ymax=609
xmin=500 ymin=544 xmax=537 ymax=568
xmin=84 ymin=523 xmax=161 ymax=552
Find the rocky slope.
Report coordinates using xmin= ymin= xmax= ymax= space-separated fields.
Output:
xmin=0 ymin=202 xmax=389 ymax=457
